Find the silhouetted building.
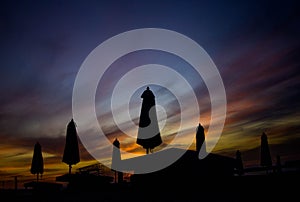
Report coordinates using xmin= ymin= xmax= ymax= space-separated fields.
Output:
xmin=136 ymin=86 xmax=162 ymax=154
xmin=56 ymin=163 xmax=114 ymax=191
xmin=114 ymin=123 xmax=236 ymax=187
xmin=130 ymin=148 xmax=236 ymax=185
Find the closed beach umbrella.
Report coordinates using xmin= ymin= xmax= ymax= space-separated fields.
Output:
xmin=236 ymin=150 xmax=244 ymax=176
xmin=260 ymin=132 xmax=272 ymax=168
xmin=136 ymin=86 xmax=162 ymax=154
xmin=30 ymin=142 xmax=44 ymax=182
xmin=62 ymin=119 xmax=80 ymax=174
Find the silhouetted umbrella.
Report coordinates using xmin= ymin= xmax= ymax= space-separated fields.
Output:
xmin=30 ymin=142 xmax=44 ymax=182
xmin=196 ymin=123 xmax=206 ymax=153
xmin=111 ymin=138 xmax=121 ymax=171
xmin=235 ymin=150 xmax=244 ymax=176
xmin=111 ymin=138 xmax=121 ymax=183
xmin=260 ymin=132 xmax=272 ymax=168
xmin=62 ymin=119 xmax=80 ymax=175
xmin=136 ymin=86 xmax=162 ymax=154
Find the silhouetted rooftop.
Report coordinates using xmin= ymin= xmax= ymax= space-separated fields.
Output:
xmin=114 ymin=147 xmax=237 ymax=185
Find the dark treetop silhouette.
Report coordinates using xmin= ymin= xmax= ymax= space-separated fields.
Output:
xmin=260 ymin=132 xmax=272 ymax=168
xmin=30 ymin=142 xmax=44 ymax=182
xmin=63 ymin=119 xmax=80 ymax=175
xmin=136 ymin=86 xmax=162 ymax=154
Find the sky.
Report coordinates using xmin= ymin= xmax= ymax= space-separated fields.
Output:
xmin=0 ymin=0 xmax=300 ymax=187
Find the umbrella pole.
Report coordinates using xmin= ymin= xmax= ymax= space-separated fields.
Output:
xmin=37 ymin=173 xmax=39 ymax=183
xmin=69 ymin=164 xmax=72 ymax=175
xmin=146 ymin=148 xmax=149 ymax=154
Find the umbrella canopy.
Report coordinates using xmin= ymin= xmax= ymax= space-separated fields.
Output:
xmin=111 ymin=138 xmax=121 ymax=171
xmin=196 ymin=123 xmax=206 ymax=153
xmin=30 ymin=142 xmax=44 ymax=181
xmin=111 ymin=138 xmax=122 ymax=183
xmin=260 ymin=132 xmax=272 ymax=167
xmin=136 ymin=87 xmax=162 ymax=154
xmin=62 ymin=119 xmax=80 ymax=174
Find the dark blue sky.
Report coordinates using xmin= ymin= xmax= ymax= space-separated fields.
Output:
xmin=0 ymin=0 xmax=299 ymax=180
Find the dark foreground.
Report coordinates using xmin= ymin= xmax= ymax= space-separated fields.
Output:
xmin=1 ymin=173 xmax=299 ymax=202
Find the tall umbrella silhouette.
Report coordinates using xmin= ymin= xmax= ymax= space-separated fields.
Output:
xmin=235 ymin=150 xmax=244 ymax=176
xmin=30 ymin=142 xmax=44 ymax=182
xmin=196 ymin=123 xmax=206 ymax=153
xmin=111 ymin=138 xmax=121 ymax=183
xmin=62 ymin=119 xmax=80 ymax=175
xmin=136 ymin=86 xmax=162 ymax=154
xmin=260 ymin=132 xmax=272 ymax=171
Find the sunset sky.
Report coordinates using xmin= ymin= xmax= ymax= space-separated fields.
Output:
xmin=1 ymin=0 xmax=299 ymax=187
